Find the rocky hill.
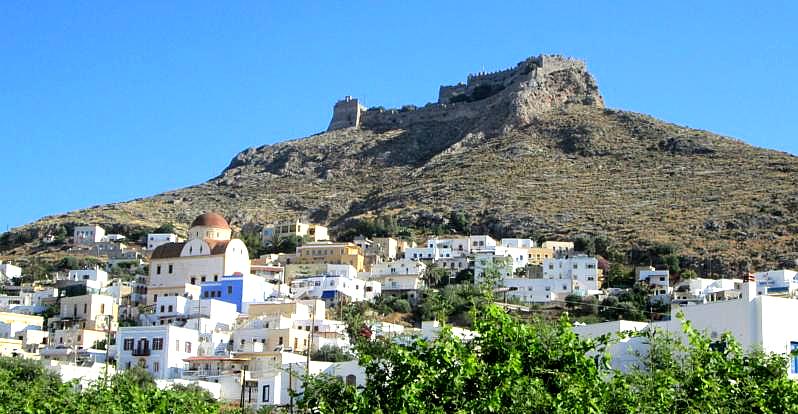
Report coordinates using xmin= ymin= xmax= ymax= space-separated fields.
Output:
xmin=5 ymin=54 xmax=798 ymax=272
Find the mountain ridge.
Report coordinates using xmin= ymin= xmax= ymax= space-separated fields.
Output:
xmin=4 ymin=54 xmax=798 ymax=273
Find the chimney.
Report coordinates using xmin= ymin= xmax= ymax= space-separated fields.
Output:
xmin=742 ymin=272 xmax=757 ymax=301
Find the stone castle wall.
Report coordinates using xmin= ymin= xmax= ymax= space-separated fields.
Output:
xmin=328 ymin=54 xmax=598 ymax=132
xmin=327 ymin=96 xmax=366 ymax=131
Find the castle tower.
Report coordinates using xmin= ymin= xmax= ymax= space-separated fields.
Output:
xmin=327 ymin=96 xmax=366 ymax=131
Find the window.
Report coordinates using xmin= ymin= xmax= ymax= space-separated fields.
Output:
xmin=262 ymin=385 xmax=270 ymax=402
xmin=227 ymin=286 xmax=233 ymax=295
xmin=278 ymin=337 xmax=283 ymax=345
xmin=160 ymin=305 xmax=165 ymax=312
xmin=346 ymin=375 xmax=357 ymax=386
xmin=175 ymin=340 xmax=180 ymax=351
xmin=204 ymin=291 xmax=209 ymax=298
xmin=83 ymin=304 xmax=87 ymax=313
xmin=168 ymin=264 xmax=173 ymax=274
xmin=156 ymin=265 xmax=161 ymax=275
xmin=123 ymin=338 xmax=133 ymax=350
xmin=152 ymin=338 xmax=164 ymax=350
xmin=792 ymin=342 xmax=798 ymax=374
xmin=185 ymin=342 xmax=192 ymax=353
xmin=100 ymin=304 xmax=105 ymax=314
xmin=153 ymin=361 xmax=160 ymax=372
xmin=167 ymin=305 xmax=173 ymax=312
xmin=201 ymin=276 xmax=206 ymax=283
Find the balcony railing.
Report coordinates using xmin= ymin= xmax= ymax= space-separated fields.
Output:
xmin=182 ymin=368 xmax=239 ymax=378
xmin=131 ymin=347 xmax=151 ymax=356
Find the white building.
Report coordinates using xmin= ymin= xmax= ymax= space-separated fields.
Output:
xmin=755 ymin=269 xmax=798 ymax=297
xmin=499 ymin=278 xmax=572 ymax=303
xmin=672 ymin=278 xmax=742 ymax=305
xmin=637 ymin=267 xmax=671 ymax=302
xmin=576 ymin=282 xmax=798 ymax=378
xmin=0 ymin=262 xmax=22 ymax=281
xmin=101 ymin=234 xmax=126 ymax=242
xmin=117 ymin=325 xmax=199 ymax=379
xmin=369 ymin=258 xmax=426 ymax=303
xmin=473 ymin=246 xmax=530 ymax=281
xmin=147 ymin=213 xmax=250 ymax=304
xmin=542 ymin=255 xmax=602 ymax=294
xmin=500 ymin=238 xmax=536 ymax=249
xmin=469 ymin=235 xmax=497 ymax=253
xmin=144 ymin=296 xmax=238 ymax=329
xmin=262 ymin=219 xmax=329 ymax=244
xmin=64 ymin=267 xmax=109 ymax=290
xmin=370 ymin=258 xmax=426 ymax=278
xmin=147 ymin=233 xmax=180 ymax=250
xmin=0 ymin=312 xmax=44 ymax=340
xmin=497 ymin=255 xmax=602 ymax=304
xmin=290 ymin=274 xmax=380 ymax=304
xmin=73 ymin=225 xmax=106 ymax=246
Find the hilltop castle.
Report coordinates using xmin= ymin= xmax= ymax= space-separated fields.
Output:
xmin=327 ymin=54 xmax=603 ymax=132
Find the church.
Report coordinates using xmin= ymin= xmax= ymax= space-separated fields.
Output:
xmin=147 ymin=213 xmax=250 ymax=304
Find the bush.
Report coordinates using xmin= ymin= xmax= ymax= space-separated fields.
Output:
xmin=311 ymin=345 xmax=355 ymax=362
xmin=301 ymin=305 xmax=798 ymax=413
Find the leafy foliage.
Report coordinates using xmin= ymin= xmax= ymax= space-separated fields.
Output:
xmin=301 ymin=303 xmax=798 ymax=413
xmin=311 ymin=345 xmax=355 ymax=362
xmin=0 ymin=358 xmax=223 ymax=413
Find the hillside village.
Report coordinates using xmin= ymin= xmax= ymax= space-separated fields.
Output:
xmin=1 ymin=211 xmax=798 ymax=409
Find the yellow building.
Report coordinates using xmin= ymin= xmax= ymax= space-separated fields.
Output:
xmin=527 ymin=247 xmax=555 ymax=265
xmin=246 ymin=300 xmax=325 ymax=320
xmin=263 ymin=219 xmax=329 ymax=244
xmin=295 ymin=242 xmax=365 ymax=272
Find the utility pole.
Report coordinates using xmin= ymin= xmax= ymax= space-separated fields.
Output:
xmin=103 ymin=314 xmax=112 ymax=385
xmin=239 ymin=367 xmax=246 ymax=408
xmin=289 ymin=363 xmax=294 ymax=414
xmin=306 ymin=300 xmax=315 ymax=375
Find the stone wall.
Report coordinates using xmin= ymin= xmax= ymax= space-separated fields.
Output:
xmin=329 ymin=54 xmax=601 ymax=132
xmin=327 ymin=96 xmax=365 ymax=131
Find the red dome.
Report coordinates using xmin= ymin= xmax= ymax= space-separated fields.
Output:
xmin=190 ymin=213 xmax=230 ymax=230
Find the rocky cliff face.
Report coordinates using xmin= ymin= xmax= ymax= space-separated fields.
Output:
xmin=5 ymin=54 xmax=798 ymax=272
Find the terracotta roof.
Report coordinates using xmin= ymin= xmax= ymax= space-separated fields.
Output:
xmin=150 ymin=239 xmax=231 ymax=260
xmin=205 ymin=239 xmax=231 ymax=255
xmin=150 ymin=242 xmax=186 ymax=259
xmin=190 ymin=212 xmax=230 ymax=230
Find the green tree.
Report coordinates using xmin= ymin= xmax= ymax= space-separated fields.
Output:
xmin=300 ymin=305 xmax=798 ymax=413
xmin=153 ymin=223 xmax=177 ymax=234
xmin=311 ymin=345 xmax=355 ymax=362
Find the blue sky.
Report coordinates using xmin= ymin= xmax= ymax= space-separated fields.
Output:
xmin=1 ymin=1 xmax=796 ymax=230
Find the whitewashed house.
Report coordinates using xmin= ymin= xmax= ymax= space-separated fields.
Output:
xmin=73 ymin=225 xmax=105 ymax=246
xmin=117 ymin=325 xmax=199 ymax=379
xmin=637 ymin=267 xmax=671 ymax=303
xmin=575 ymin=281 xmax=798 ymax=378
xmin=500 ymin=238 xmax=536 ymax=249
xmin=290 ymin=274 xmax=380 ymax=304
xmin=147 ymin=233 xmax=179 ymax=250
xmin=0 ymin=262 xmax=22 ymax=282
xmin=755 ymin=269 xmax=798 ymax=297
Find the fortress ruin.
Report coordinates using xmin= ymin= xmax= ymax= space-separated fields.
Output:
xmin=327 ymin=54 xmax=601 ymax=132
